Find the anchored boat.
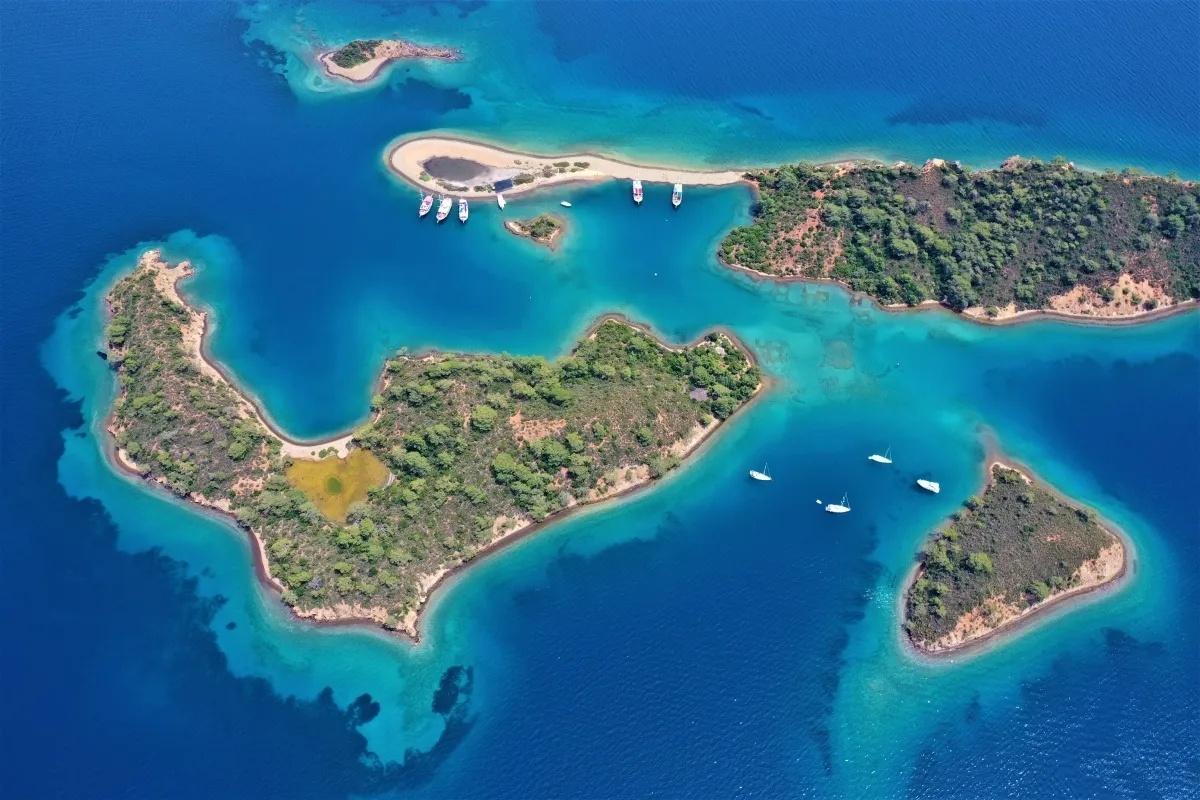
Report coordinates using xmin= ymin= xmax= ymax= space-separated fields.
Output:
xmin=825 ymin=493 xmax=851 ymax=514
xmin=868 ymin=447 xmax=892 ymax=464
xmin=633 ymin=180 xmax=643 ymax=204
xmin=917 ymin=479 xmax=940 ymax=494
xmin=671 ymin=183 xmax=683 ymax=208
xmin=560 ymin=201 xmax=572 ymax=208
xmin=748 ymin=463 xmax=772 ymax=482
xmin=496 ymin=193 xmax=506 ymax=210
xmin=435 ymin=196 xmax=452 ymax=223
xmin=419 ymin=193 xmax=434 ymax=218
xmin=458 ymin=197 xmax=469 ymax=223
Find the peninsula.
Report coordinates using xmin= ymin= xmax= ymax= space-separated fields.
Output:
xmin=505 ymin=214 xmax=565 ymax=248
xmin=320 ymin=38 xmax=460 ymax=83
xmin=386 ymin=136 xmax=745 ymax=197
xmin=720 ymin=157 xmax=1199 ymax=321
xmin=104 ymin=252 xmax=762 ymax=640
xmin=904 ymin=461 xmax=1126 ymax=656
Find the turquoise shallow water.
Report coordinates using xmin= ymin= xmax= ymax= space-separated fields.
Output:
xmin=5 ymin=1 xmax=1199 ymax=796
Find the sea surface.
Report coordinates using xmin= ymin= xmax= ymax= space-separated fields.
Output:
xmin=2 ymin=2 xmax=1198 ymax=798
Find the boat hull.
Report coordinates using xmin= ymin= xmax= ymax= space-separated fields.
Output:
xmin=825 ymin=505 xmax=850 ymax=513
xmin=917 ymin=480 xmax=940 ymax=493
xmin=868 ymin=455 xmax=892 ymax=464
xmin=748 ymin=471 xmax=771 ymax=481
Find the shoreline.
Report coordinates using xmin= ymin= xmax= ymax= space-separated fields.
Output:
xmin=101 ymin=257 xmax=766 ymax=645
xmin=385 ymin=134 xmax=748 ymax=199
xmin=900 ymin=443 xmax=1134 ymax=662
xmin=718 ymin=253 xmax=1200 ymax=330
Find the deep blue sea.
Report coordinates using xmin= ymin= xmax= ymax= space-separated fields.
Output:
xmin=2 ymin=2 xmax=1198 ymax=797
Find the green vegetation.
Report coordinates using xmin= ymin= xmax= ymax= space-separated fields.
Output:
xmin=107 ymin=257 xmax=760 ymax=628
xmin=330 ymin=39 xmax=382 ymax=68
xmin=905 ymin=465 xmax=1119 ymax=649
xmin=721 ymin=158 xmax=1200 ymax=310
xmin=514 ymin=213 xmax=562 ymax=243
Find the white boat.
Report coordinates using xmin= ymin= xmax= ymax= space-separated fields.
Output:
xmin=560 ymin=201 xmax=572 ymax=207
xmin=419 ymin=193 xmax=434 ymax=218
xmin=458 ymin=198 xmax=469 ymax=223
xmin=748 ymin=463 xmax=772 ymax=482
xmin=917 ymin=479 xmax=940 ymax=494
xmin=825 ymin=493 xmax=851 ymax=513
xmin=671 ymin=183 xmax=683 ymax=208
xmin=435 ymin=196 xmax=452 ymax=223
xmin=632 ymin=180 xmax=643 ymax=204
xmin=868 ymin=447 xmax=892 ymax=464
xmin=496 ymin=193 xmax=506 ymax=210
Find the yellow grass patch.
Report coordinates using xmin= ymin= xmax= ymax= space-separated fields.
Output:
xmin=286 ymin=449 xmax=389 ymax=522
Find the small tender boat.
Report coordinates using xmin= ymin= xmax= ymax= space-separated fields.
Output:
xmin=671 ymin=183 xmax=683 ymax=208
xmin=419 ymin=193 xmax=434 ymax=218
xmin=496 ymin=193 xmax=506 ymax=210
xmin=868 ymin=447 xmax=892 ymax=464
xmin=435 ymin=196 xmax=452 ymax=223
xmin=917 ymin=479 xmax=940 ymax=494
xmin=748 ymin=463 xmax=772 ymax=482
xmin=825 ymin=493 xmax=851 ymax=514
xmin=458 ymin=197 xmax=469 ymax=223
xmin=633 ymin=180 xmax=643 ymax=204
xmin=560 ymin=201 xmax=572 ymax=207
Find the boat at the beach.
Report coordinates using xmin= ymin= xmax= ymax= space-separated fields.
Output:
xmin=748 ymin=463 xmax=771 ymax=482
xmin=917 ymin=479 xmax=940 ymax=494
xmin=868 ymin=447 xmax=892 ymax=464
xmin=633 ymin=180 xmax=643 ymax=204
xmin=458 ymin=197 xmax=469 ymax=223
xmin=419 ymin=193 xmax=434 ymax=218
xmin=560 ymin=201 xmax=572 ymax=207
xmin=825 ymin=493 xmax=851 ymax=513
xmin=435 ymin=196 xmax=452 ymax=223
xmin=496 ymin=193 xmax=506 ymax=210
xmin=672 ymin=183 xmax=683 ymax=208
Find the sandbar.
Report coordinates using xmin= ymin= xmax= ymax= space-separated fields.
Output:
xmin=386 ymin=135 xmax=746 ymax=197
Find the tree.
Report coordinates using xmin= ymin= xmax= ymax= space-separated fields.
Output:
xmin=966 ymin=552 xmax=994 ymax=575
xmin=470 ymin=405 xmax=499 ymax=433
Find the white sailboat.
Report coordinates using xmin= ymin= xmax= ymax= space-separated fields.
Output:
xmin=435 ymin=196 xmax=452 ymax=223
xmin=458 ymin=197 xmax=469 ymax=223
xmin=419 ymin=193 xmax=434 ymax=218
xmin=671 ymin=183 xmax=683 ymax=208
xmin=825 ymin=493 xmax=851 ymax=513
xmin=496 ymin=193 xmax=506 ymax=210
xmin=917 ymin=479 xmax=940 ymax=494
xmin=748 ymin=463 xmax=772 ymax=482
xmin=560 ymin=201 xmax=572 ymax=207
xmin=632 ymin=179 xmax=643 ymax=204
xmin=868 ymin=447 xmax=892 ymax=464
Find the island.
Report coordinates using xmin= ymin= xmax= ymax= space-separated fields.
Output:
xmin=504 ymin=214 xmax=565 ymax=248
xmin=320 ymin=38 xmax=460 ymax=84
xmin=904 ymin=462 xmax=1127 ymax=656
xmin=387 ymin=136 xmax=745 ymax=197
xmin=719 ymin=157 xmax=1199 ymax=321
xmin=104 ymin=251 xmax=762 ymax=640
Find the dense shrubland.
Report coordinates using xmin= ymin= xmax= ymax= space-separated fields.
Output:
xmin=721 ymin=158 xmax=1200 ymax=311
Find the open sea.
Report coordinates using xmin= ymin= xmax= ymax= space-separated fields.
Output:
xmin=2 ymin=2 xmax=1198 ymax=797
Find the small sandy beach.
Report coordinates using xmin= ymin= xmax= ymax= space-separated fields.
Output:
xmin=386 ymin=135 xmax=746 ymax=197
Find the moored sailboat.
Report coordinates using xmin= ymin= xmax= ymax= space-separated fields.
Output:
xmin=917 ymin=479 xmax=940 ymax=494
xmin=435 ymin=196 xmax=452 ymax=222
xmin=671 ymin=183 xmax=683 ymax=208
xmin=748 ymin=463 xmax=772 ymax=482
xmin=419 ymin=193 xmax=434 ymax=218
xmin=825 ymin=493 xmax=851 ymax=513
xmin=458 ymin=197 xmax=469 ymax=223
xmin=633 ymin=180 xmax=643 ymax=204
xmin=496 ymin=193 xmax=506 ymax=210
xmin=868 ymin=447 xmax=892 ymax=464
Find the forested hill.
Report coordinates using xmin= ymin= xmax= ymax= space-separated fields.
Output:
xmin=719 ymin=157 xmax=1200 ymax=315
